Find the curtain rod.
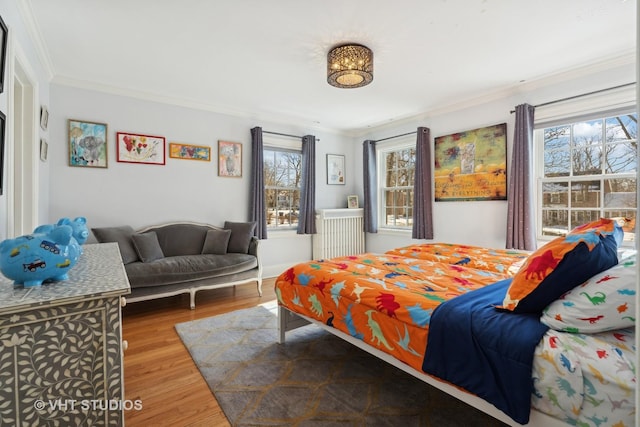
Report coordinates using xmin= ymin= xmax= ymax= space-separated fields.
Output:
xmin=263 ymin=130 xmax=320 ymax=142
xmin=373 ymin=130 xmax=417 ymax=143
xmin=510 ymin=82 xmax=636 ymax=114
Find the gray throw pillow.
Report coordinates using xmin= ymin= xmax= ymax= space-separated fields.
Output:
xmin=91 ymin=226 xmax=139 ymax=264
xmin=224 ymin=221 xmax=256 ymax=253
xmin=201 ymin=229 xmax=232 ymax=255
xmin=131 ymin=232 xmax=165 ymax=263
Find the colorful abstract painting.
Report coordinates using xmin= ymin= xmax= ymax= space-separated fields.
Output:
xmin=169 ymin=142 xmax=211 ymax=161
xmin=434 ymin=123 xmax=507 ymax=201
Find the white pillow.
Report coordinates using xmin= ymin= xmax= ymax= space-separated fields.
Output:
xmin=541 ymin=256 xmax=636 ymax=333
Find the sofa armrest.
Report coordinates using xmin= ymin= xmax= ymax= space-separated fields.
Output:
xmin=248 ymin=236 xmax=262 ymax=278
xmin=248 ymin=236 xmax=259 ymax=257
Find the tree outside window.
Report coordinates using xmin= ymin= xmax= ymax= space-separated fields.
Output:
xmin=379 ymin=144 xmax=416 ymax=229
xmin=539 ymin=112 xmax=637 ymax=241
xmin=264 ymin=148 xmax=302 ymax=229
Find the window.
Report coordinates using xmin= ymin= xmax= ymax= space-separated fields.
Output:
xmin=537 ymin=112 xmax=637 ymax=242
xmin=378 ymin=140 xmax=415 ymax=229
xmin=264 ymin=147 xmax=302 ymax=229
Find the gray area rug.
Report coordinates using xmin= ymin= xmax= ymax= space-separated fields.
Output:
xmin=175 ymin=302 xmax=508 ymax=426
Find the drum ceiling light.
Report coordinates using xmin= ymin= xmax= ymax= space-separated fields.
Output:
xmin=327 ymin=44 xmax=373 ymax=89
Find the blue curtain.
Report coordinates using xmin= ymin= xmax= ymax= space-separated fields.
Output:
xmin=250 ymin=127 xmax=267 ymax=239
xmin=506 ymin=104 xmax=536 ymax=250
xmin=363 ymin=140 xmax=377 ymax=233
xmin=297 ymin=135 xmax=316 ymax=234
xmin=412 ymin=127 xmax=434 ymax=239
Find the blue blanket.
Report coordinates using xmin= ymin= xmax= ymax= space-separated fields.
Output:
xmin=422 ymin=279 xmax=549 ymax=425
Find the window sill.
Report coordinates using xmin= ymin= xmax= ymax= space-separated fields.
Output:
xmin=375 ymin=227 xmax=412 ymax=236
xmin=267 ymin=228 xmax=308 ymax=239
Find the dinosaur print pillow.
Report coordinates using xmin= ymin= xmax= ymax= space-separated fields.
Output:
xmin=541 ymin=256 xmax=636 ymax=333
xmin=499 ymin=218 xmax=622 ymax=313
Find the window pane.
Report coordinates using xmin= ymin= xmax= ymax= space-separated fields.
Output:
xmin=544 ymin=126 xmax=570 ymax=150
xmin=606 ymin=114 xmax=637 ymax=143
xmin=570 ymin=210 xmax=601 ymax=229
xmin=604 ymin=178 xmax=636 ymax=209
xmin=572 ymin=120 xmax=602 ymax=147
xmin=542 ymin=182 xmax=568 ymax=207
xmin=605 ymin=141 xmax=637 ymax=173
xmin=572 ymin=147 xmax=602 ymax=176
xmin=541 ymin=209 xmax=569 ymax=237
xmin=386 ymin=170 xmax=398 ymax=187
xmin=571 ymin=180 xmax=600 ymax=208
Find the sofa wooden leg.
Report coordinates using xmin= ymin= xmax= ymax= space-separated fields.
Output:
xmin=190 ymin=291 xmax=196 ymax=310
xmin=257 ymin=279 xmax=263 ymax=296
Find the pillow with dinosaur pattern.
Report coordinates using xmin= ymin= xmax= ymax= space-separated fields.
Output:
xmin=540 ymin=255 xmax=636 ymax=333
xmin=498 ymin=218 xmax=621 ymax=313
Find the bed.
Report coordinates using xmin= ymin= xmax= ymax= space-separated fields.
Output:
xmin=275 ymin=219 xmax=636 ymax=427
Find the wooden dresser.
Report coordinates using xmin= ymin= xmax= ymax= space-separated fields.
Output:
xmin=0 ymin=243 xmax=131 ymax=426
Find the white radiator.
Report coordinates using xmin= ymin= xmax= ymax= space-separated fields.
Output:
xmin=313 ymin=208 xmax=365 ymax=259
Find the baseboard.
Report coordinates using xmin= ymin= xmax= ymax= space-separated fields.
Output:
xmin=262 ymin=263 xmax=295 ymax=279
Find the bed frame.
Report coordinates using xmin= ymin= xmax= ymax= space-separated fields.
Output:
xmin=278 ymin=305 xmax=568 ymax=427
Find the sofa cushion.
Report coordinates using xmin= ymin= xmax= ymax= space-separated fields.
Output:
xmin=92 ymin=226 xmax=139 ymax=264
xmin=132 ymin=231 xmax=165 ymax=263
xmin=224 ymin=221 xmax=256 ymax=253
xmin=202 ymin=229 xmax=232 ymax=255
xmin=147 ymin=223 xmax=210 ymax=257
xmin=125 ymin=253 xmax=258 ymax=288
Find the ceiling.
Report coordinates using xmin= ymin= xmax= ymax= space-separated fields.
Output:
xmin=27 ymin=0 xmax=637 ymax=134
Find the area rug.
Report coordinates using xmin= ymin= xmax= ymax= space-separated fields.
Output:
xmin=175 ymin=302 xmax=507 ymax=426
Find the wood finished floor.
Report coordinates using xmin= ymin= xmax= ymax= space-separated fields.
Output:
xmin=122 ymin=278 xmax=277 ymax=427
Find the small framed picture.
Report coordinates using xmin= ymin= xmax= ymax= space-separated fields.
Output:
xmin=169 ymin=142 xmax=211 ymax=161
xmin=218 ymin=141 xmax=242 ymax=177
xmin=116 ymin=132 xmax=166 ymax=165
xmin=40 ymin=139 xmax=48 ymax=161
xmin=40 ymin=105 xmax=49 ymax=131
xmin=347 ymin=195 xmax=359 ymax=209
xmin=68 ymin=119 xmax=108 ymax=168
xmin=327 ymin=154 xmax=345 ymax=185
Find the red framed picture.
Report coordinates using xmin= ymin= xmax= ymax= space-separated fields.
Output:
xmin=116 ymin=132 xmax=166 ymax=165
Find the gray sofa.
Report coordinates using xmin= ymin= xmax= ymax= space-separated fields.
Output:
xmin=92 ymin=221 xmax=262 ymax=309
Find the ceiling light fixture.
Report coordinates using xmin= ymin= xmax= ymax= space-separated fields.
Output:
xmin=327 ymin=43 xmax=373 ymax=89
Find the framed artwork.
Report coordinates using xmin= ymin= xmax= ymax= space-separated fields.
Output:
xmin=218 ymin=141 xmax=242 ymax=177
xmin=327 ymin=154 xmax=345 ymax=185
xmin=0 ymin=110 xmax=5 ymax=195
xmin=68 ymin=119 xmax=108 ymax=168
xmin=434 ymin=123 xmax=507 ymax=202
xmin=347 ymin=195 xmax=359 ymax=209
xmin=169 ymin=142 xmax=211 ymax=161
xmin=40 ymin=105 xmax=49 ymax=131
xmin=0 ymin=15 xmax=7 ymax=94
xmin=116 ymin=132 xmax=166 ymax=165
xmin=40 ymin=139 xmax=48 ymax=162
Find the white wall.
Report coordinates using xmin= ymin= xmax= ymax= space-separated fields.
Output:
xmin=356 ymin=60 xmax=636 ymax=254
xmin=48 ymin=85 xmax=357 ymax=276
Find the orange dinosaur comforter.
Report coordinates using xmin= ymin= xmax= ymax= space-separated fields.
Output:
xmin=275 ymin=244 xmax=529 ymax=372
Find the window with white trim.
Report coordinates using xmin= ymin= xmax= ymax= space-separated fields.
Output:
xmin=263 ymin=140 xmax=302 ymax=230
xmin=537 ymin=111 xmax=637 ymax=242
xmin=377 ymin=139 xmax=415 ymax=229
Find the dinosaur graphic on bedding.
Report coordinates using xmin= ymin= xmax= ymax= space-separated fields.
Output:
xmin=275 ymin=244 xmax=525 ymax=371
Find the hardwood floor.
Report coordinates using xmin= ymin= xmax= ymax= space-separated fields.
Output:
xmin=122 ymin=278 xmax=277 ymax=427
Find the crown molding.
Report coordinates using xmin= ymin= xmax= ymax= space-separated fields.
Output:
xmin=350 ymin=50 xmax=637 ymax=138
xmin=51 ymin=75 xmax=352 ymax=138
xmin=17 ymin=0 xmax=55 ymax=80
